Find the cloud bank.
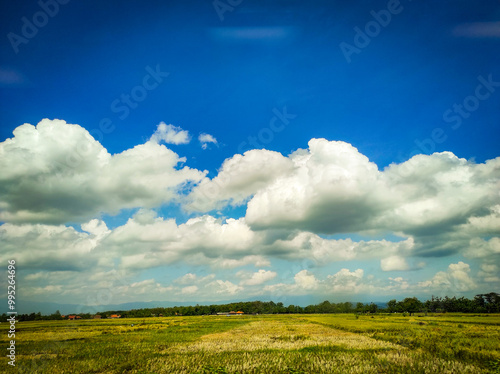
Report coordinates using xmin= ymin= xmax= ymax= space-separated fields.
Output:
xmin=1 ymin=119 xmax=499 ymax=304
xmin=0 ymin=119 xmax=204 ymax=224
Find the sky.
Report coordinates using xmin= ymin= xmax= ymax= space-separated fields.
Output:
xmin=1 ymin=0 xmax=499 ymax=312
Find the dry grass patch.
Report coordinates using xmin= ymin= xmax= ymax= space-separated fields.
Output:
xmin=168 ymin=319 xmax=399 ymax=353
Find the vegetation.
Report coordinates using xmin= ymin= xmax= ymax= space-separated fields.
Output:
xmin=3 ymin=293 xmax=499 ymax=322
xmin=1 ymin=313 xmax=499 ymax=373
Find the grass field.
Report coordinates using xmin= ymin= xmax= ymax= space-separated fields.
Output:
xmin=2 ymin=313 xmax=500 ymax=373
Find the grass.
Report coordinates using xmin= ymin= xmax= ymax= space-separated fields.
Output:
xmin=1 ymin=313 xmax=499 ymax=373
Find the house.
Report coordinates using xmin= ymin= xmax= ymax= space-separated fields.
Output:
xmin=68 ymin=315 xmax=76 ymax=320
xmin=93 ymin=315 xmax=102 ymax=319
xmin=109 ymin=314 xmax=121 ymax=319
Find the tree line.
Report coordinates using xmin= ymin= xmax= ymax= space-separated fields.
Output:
xmin=2 ymin=292 xmax=498 ymax=322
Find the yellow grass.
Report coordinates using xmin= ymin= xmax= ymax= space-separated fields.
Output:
xmin=169 ymin=319 xmax=400 ymax=353
xmin=1 ymin=314 xmax=497 ymax=373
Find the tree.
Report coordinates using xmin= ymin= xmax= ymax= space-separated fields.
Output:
xmin=355 ymin=302 xmax=364 ymax=313
xmin=387 ymin=299 xmax=397 ymax=313
xmin=366 ymin=303 xmax=378 ymax=314
xmin=401 ymin=297 xmax=422 ymax=316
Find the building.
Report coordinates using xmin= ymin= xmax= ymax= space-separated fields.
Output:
xmin=217 ymin=311 xmax=244 ymax=316
xmin=93 ymin=315 xmax=102 ymax=319
xmin=109 ymin=314 xmax=121 ymax=319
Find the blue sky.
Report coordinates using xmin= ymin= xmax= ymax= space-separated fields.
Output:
xmin=1 ymin=0 xmax=499 ymax=310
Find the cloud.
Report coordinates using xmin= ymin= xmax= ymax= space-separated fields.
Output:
xmin=102 ymin=213 xmax=263 ymax=269
xmin=182 ymin=138 xmax=499 ymax=261
xmin=209 ymin=255 xmax=271 ymax=269
xmin=418 ymin=262 xmax=476 ymax=292
xmin=478 ymin=263 xmax=500 ymax=283
xmin=388 ymin=276 xmax=409 ymax=290
xmin=294 ymin=270 xmax=319 ymax=290
xmin=239 ymin=269 xmax=277 ymax=286
xmin=465 ymin=237 xmax=500 ymax=258
xmin=198 ymin=133 xmax=218 ymax=150
xmin=245 ymin=139 xmax=384 ymax=233
xmin=326 ymin=268 xmax=365 ymax=293
xmin=6 ymin=124 xmax=497 ymax=266
xmin=150 ymin=122 xmax=190 ymax=144
xmin=174 ymin=273 xmax=199 ymax=285
xmin=263 ymin=268 xmax=366 ymax=297
xmin=186 ymin=149 xmax=294 ymax=211
xmin=272 ymin=232 xmax=414 ymax=263
xmin=0 ymin=222 xmax=101 ymax=271
xmin=462 ymin=205 xmax=500 ymax=236
xmin=0 ymin=119 xmax=205 ymax=224
xmin=245 ymin=140 xmax=500 ymax=240
xmin=209 ymin=280 xmax=243 ymax=295
xmin=181 ymin=285 xmax=198 ymax=295
xmin=381 ymin=256 xmax=410 ymax=271
xmin=99 ymin=209 xmax=416 ymax=271
xmin=171 ymin=274 xmax=243 ymax=299
xmin=2 ymin=126 xmax=498 ymax=303
xmin=81 ymin=219 xmax=110 ymax=238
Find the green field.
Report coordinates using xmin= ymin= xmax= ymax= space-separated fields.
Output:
xmin=2 ymin=313 xmax=500 ymax=373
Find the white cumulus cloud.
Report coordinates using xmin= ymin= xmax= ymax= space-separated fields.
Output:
xmin=198 ymin=133 xmax=218 ymax=149
xmin=239 ymin=269 xmax=277 ymax=286
xmin=381 ymin=256 xmax=410 ymax=271
xmin=150 ymin=122 xmax=190 ymax=144
xmin=187 ymin=149 xmax=293 ymax=212
xmin=0 ymin=119 xmax=205 ymax=224
xmin=418 ymin=261 xmax=476 ymax=292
